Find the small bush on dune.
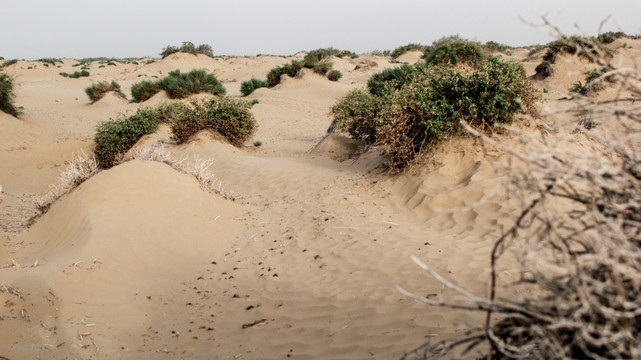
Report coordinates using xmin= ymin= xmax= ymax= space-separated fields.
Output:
xmin=313 ymin=59 xmax=333 ymax=75
xmin=170 ymin=97 xmax=256 ymax=146
xmin=596 ymin=31 xmax=626 ymax=44
xmin=39 ymin=58 xmax=62 ymax=65
xmin=535 ymin=35 xmax=612 ymax=78
xmin=367 ymin=64 xmax=418 ymax=96
xmin=160 ymin=41 xmax=215 ymax=58
xmin=159 ymin=69 xmax=226 ymax=99
xmin=391 ymin=43 xmax=429 ymax=59
xmin=424 ymin=40 xmax=488 ymax=68
xmin=130 ymin=69 xmax=225 ymax=102
xmin=483 ymin=41 xmax=513 ymax=55
xmin=302 ymin=48 xmax=354 ymax=68
xmin=330 ymin=88 xmax=383 ymax=144
xmin=59 ymin=70 xmax=90 ymax=78
xmin=327 ymin=70 xmax=342 ymax=81
xmin=2 ymin=59 xmax=18 ymax=68
xmin=0 ymin=72 xmax=21 ymax=117
xmin=131 ymin=80 xmax=162 ymax=102
xmin=240 ymin=77 xmax=269 ymax=96
xmin=85 ymin=81 xmax=126 ymax=103
xmin=94 ymin=107 xmax=160 ymax=167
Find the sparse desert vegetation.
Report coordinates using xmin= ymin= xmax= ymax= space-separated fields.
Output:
xmin=160 ymin=41 xmax=214 ymax=58
xmin=0 ymin=72 xmax=20 ymax=117
xmin=59 ymin=70 xmax=90 ymax=78
xmin=85 ymin=80 xmax=126 ymax=103
xmin=130 ymin=68 xmax=226 ymax=102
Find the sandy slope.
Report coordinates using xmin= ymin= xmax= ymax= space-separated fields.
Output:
xmin=1 ymin=42 xmax=639 ymax=359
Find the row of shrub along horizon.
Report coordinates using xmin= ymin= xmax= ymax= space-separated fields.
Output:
xmin=330 ymin=37 xmax=539 ymax=170
xmin=130 ymin=68 xmax=226 ymax=102
xmin=93 ymin=97 xmax=256 ymax=168
xmin=240 ymin=48 xmax=351 ymax=96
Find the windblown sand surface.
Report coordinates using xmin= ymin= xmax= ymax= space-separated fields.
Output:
xmin=1 ymin=41 xmax=640 ymax=359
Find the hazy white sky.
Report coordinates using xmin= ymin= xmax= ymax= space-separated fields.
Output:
xmin=2 ymin=0 xmax=640 ymax=59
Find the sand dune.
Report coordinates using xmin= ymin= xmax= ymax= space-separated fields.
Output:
xmin=1 ymin=42 xmax=639 ymax=359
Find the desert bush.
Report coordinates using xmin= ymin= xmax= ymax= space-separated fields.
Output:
xmin=367 ymin=64 xmax=418 ymax=96
xmin=267 ymin=66 xmax=287 ymax=87
xmin=535 ymin=35 xmax=613 ymax=78
xmin=130 ymin=69 xmax=225 ymax=102
xmin=131 ymin=80 xmax=162 ymax=102
xmin=170 ymin=96 xmax=256 ymax=146
xmin=483 ymin=41 xmax=513 ymax=55
xmin=424 ymin=40 xmax=488 ymax=68
xmin=94 ymin=107 xmax=160 ymax=167
xmin=596 ymin=31 xmax=627 ymax=44
xmin=0 ymin=72 xmax=20 ymax=117
xmin=160 ymin=41 xmax=215 ymax=58
xmin=1 ymin=59 xmax=18 ymax=68
xmin=85 ymin=81 xmax=126 ymax=103
xmin=313 ymin=59 xmax=333 ymax=75
xmin=240 ymin=77 xmax=269 ymax=96
xmin=330 ymin=88 xmax=383 ymax=143
xmin=327 ymin=70 xmax=342 ymax=81
xmin=39 ymin=58 xmax=61 ymax=65
xmin=302 ymin=48 xmax=354 ymax=68
xmin=577 ymin=67 xmax=616 ymax=95
xmin=59 ymin=70 xmax=90 ymax=78
xmin=391 ymin=43 xmax=429 ymax=59
xmin=159 ymin=69 xmax=226 ymax=99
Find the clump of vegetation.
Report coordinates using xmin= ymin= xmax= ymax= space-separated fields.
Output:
xmin=264 ymin=48 xmax=354 ymax=86
xmin=367 ymin=64 xmax=418 ymax=96
xmin=59 ymin=70 xmax=90 ymax=78
xmin=0 ymin=72 xmax=21 ymax=117
xmin=130 ymin=69 xmax=226 ymax=102
xmin=160 ymin=41 xmax=214 ymax=58
xmin=39 ymin=58 xmax=62 ymax=65
xmin=2 ymin=59 xmax=18 ymax=68
xmin=597 ymin=31 xmax=628 ymax=44
xmin=391 ymin=43 xmax=429 ymax=59
xmin=313 ymin=59 xmax=333 ymax=75
xmin=569 ymin=67 xmax=616 ymax=95
xmin=170 ymin=97 xmax=256 ymax=146
xmin=94 ymin=107 xmax=161 ymax=167
xmin=327 ymin=70 xmax=342 ymax=81
xmin=266 ymin=61 xmax=303 ymax=87
xmin=85 ymin=81 xmax=126 ymax=103
xmin=302 ymin=48 xmax=354 ymax=68
xmin=424 ymin=40 xmax=488 ymax=68
xmin=331 ymin=54 xmax=538 ymax=169
xmin=253 ymin=140 xmax=262 ymax=147
xmin=240 ymin=77 xmax=269 ymax=96
xmin=483 ymin=41 xmax=513 ymax=55
xmin=534 ymin=35 xmax=613 ymax=78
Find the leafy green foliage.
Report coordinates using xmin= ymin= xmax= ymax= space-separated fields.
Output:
xmin=161 ymin=41 xmax=215 ymax=58
xmin=59 ymin=70 xmax=90 ymax=78
xmin=313 ymin=60 xmax=333 ymax=75
xmin=130 ymin=69 xmax=225 ymax=102
xmin=240 ymin=77 xmax=269 ymax=96
xmin=39 ymin=58 xmax=61 ymax=65
xmin=302 ymin=48 xmax=354 ymax=68
xmin=332 ymin=56 xmax=538 ymax=169
xmin=170 ymin=97 xmax=256 ymax=146
xmin=484 ymin=41 xmax=513 ymax=55
xmin=424 ymin=40 xmax=488 ymax=68
xmin=2 ymin=59 xmax=18 ymax=67
xmin=327 ymin=70 xmax=342 ymax=81
xmin=159 ymin=69 xmax=226 ymax=99
xmin=597 ymin=31 xmax=627 ymax=44
xmin=367 ymin=64 xmax=418 ymax=96
xmin=330 ymin=88 xmax=383 ymax=144
xmin=94 ymin=107 xmax=160 ymax=167
xmin=535 ymin=35 xmax=613 ymax=78
xmin=390 ymin=43 xmax=428 ymax=59
xmin=85 ymin=81 xmax=125 ymax=103
xmin=0 ymin=72 xmax=20 ymax=117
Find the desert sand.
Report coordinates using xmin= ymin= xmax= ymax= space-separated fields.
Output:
xmin=0 ymin=40 xmax=639 ymax=359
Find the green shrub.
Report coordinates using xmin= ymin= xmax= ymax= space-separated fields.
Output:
xmin=85 ymin=81 xmax=125 ymax=103
xmin=313 ymin=60 xmax=333 ymax=75
xmin=535 ymin=35 xmax=613 ymax=78
xmin=240 ymin=77 xmax=269 ymax=96
xmin=94 ymin=107 xmax=160 ymax=167
xmin=424 ymin=40 xmax=488 ymax=68
xmin=159 ymin=69 xmax=226 ymax=99
xmin=59 ymin=70 xmax=90 ymax=78
xmin=378 ymin=58 xmax=538 ymax=168
xmin=267 ymin=66 xmax=287 ymax=87
xmin=1 ymin=59 xmax=18 ymax=68
xmin=302 ymin=48 xmax=354 ymax=68
xmin=597 ymin=31 xmax=627 ymax=44
xmin=130 ymin=69 xmax=225 ymax=102
xmin=575 ymin=67 xmax=615 ymax=95
xmin=161 ymin=41 xmax=215 ymax=58
xmin=327 ymin=70 xmax=342 ymax=81
xmin=170 ymin=97 xmax=256 ymax=146
xmin=367 ymin=64 xmax=418 ymax=96
xmin=330 ymin=88 xmax=383 ymax=144
xmin=131 ymin=80 xmax=162 ymax=102
xmin=39 ymin=58 xmax=61 ymax=65
xmin=0 ymin=72 xmax=20 ymax=117
xmin=569 ymin=80 xmax=583 ymax=93
xmin=390 ymin=43 xmax=428 ymax=59
xmin=484 ymin=41 xmax=513 ymax=55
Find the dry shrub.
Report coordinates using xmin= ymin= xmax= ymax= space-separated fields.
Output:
xmin=35 ymin=151 xmax=98 ymax=213
xmin=399 ymin=21 xmax=641 ymax=360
